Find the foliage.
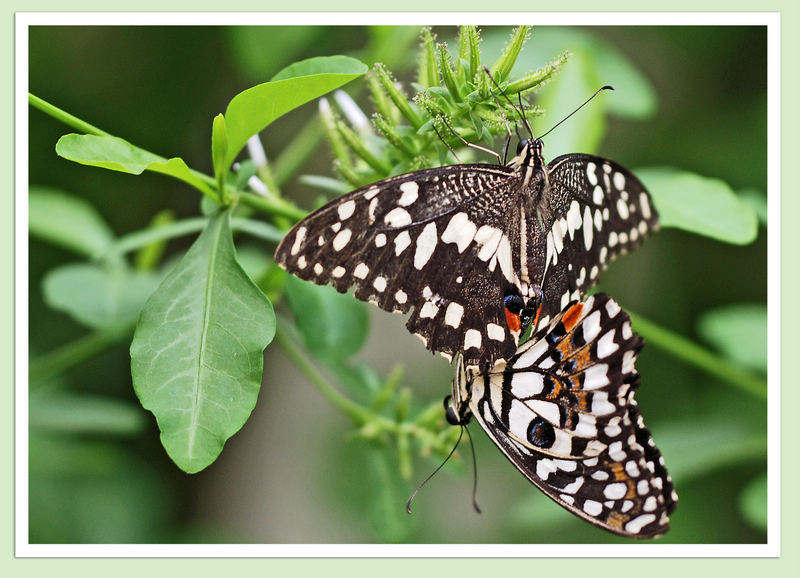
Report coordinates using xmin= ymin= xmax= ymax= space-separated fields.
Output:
xmin=27 ymin=25 xmax=767 ymax=544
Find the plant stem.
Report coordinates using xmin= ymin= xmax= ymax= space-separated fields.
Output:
xmin=30 ymin=92 xmax=219 ymax=194
xmin=238 ymin=191 xmax=308 ymax=223
xmin=29 ymin=93 xmax=110 ymax=137
xmin=29 ymin=326 xmax=133 ymax=386
xmin=629 ymin=312 xmax=767 ymax=400
xmin=104 ymin=216 xmax=284 ymax=259
xmin=274 ymin=321 xmax=373 ymax=425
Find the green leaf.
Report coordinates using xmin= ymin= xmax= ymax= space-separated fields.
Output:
xmin=224 ymin=56 xmax=367 ymax=166
xmin=271 ymin=54 xmax=368 ymax=81
xmin=697 ymin=303 xmax=767 ymax=373
xmin=29 ymin=186 xmax=115 ymax=258
xmin=738 ymin=473 xmax=768 ymax=532
xmin=636 ymin=167 xmax=759 ymax=245
xmin=130 ymin=210 xmax=276 ymax=473
xmin=42 ymin=263 xmax=161 ymax=331
xmin=29 ymin=391 xmax=148 ymax=437
xmin=739 ymin=188 xmax=768 ymax=225
xmin=55 ymin=134 xmax=216 ymax=198
xmin=284 ymin=275 xmax=369 ymax=363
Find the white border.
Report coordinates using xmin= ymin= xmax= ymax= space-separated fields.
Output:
xmin=16 ymin=12 xmax=781 ymax=558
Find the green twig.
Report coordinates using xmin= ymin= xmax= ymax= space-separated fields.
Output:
xmin=103 ymin=216 xmax=284 ymax=260
xmin=630 ymin=312 xmax=767 ymax=399
xmin=237 ymin=191 xmax=308 ymax=223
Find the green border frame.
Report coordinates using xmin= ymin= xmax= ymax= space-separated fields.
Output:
xmin=8 ymin=2 xmax=798 ymax=576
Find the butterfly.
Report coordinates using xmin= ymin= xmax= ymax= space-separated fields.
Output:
xmin=446 ymin=293 xmax=677 ymax=537
xmin=275 ymin=135 xmax=658 ymax=369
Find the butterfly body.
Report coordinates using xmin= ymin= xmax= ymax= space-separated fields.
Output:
xmin=448 ymin=293 xmax=677 ymax=538
xmin=275 ymin=139 xmax=658 ymax=369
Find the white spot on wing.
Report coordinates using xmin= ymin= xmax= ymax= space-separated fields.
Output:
xmin=464 ymin=329 xmax=482 ymax=349
xmin=363 ymin=187 xmax=380 ymax=200
xmin=290 ymin=227 xmax=306 ymax=256
xmin=332 ymin=229 xmax=352 ymax=251
xmin=617 ymin=198 xmax=630 ymax=220
xmin=332 ymin=266 xmax=346 ymax=278
xmin=624 ymin=514 xmax=656 ymax=534
xmin=420 ymin=301 xmax=439 ymax=318
xmin=583 ymin=500 xmax=603 ymax=516
xmin=353 ymin=263 xmax=369 ymax=279
xmin=583 ymin=205 xmax=594 ymax=251
xmin=337 ymin=199 xmax=356 ymax=221
xmin=414 ymin=222 xmax=437 ymax=269
xmin=394 ymin=231 xmax=411 ymax=255
xmin=604 ymin=482 xmax=627 ymax=500
xmin=374 ymin=233 xmax=387 ymax=247
xmin=384 ymin=207 xmax=412 ymax=227
xmin=487 ymin=323 xmax=505 ymax=341
xmin=373 ymin=276 xmax=387 ymax=292
xmin=593 ymin=184 xmax=604 ymax=205
xmin=444 ymin=302 xmax=464 ymax=328
xmin=640 ymin=192 xmax=652 ymax=219
xmin=586 ymin=162 xmax=598 ymax=185
xmin=398 ymin=181 xmax=419 ymax=206
xmin=613 ymin=171 xmax=626 ymax=190
xmin=441 ymin=212 xmax=477 ymax=253
xmin=394 ymin=290 xmax=407 ymax=304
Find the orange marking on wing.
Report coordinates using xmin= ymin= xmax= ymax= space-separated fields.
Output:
xmin=605 ymin=511 xmax=627 ymax=529
xmin=505 ymin=308 xmax=521 ymax=333
xmin=561 ymin=302 xmax=585 ymax=332
xmin=531 ymin=302 xmax=542 ymax=329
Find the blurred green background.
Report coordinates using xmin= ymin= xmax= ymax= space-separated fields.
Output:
xmin=28 ymin=25 xmax=767 ymax=543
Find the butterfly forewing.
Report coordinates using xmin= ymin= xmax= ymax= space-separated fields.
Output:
xmin=534 ymin=155 xmax=659 ymax=327
xmin=275 ymin=163 xmax=527 ymax=366
xmin=456 ymin=293 xmax=676 ymax=537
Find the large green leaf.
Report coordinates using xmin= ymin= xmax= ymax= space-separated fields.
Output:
xmin=130 ymin=210 xmax=275 ymax=473
xmin=29 ymin=186 xmax=115 ymax=258
xmin=223 ymin=55 xmax=367 ymax=167
xmin=636 ymin=167 xmax=758 ymax=245
xmin=55 ymin=134 xmax=216 ymax=197
xmin=284 ymin=275 xmax=369 ymax=363
xmin=697 ymin=303 xmax=768 ymax=373
xmin=43 ymin=263 xmax=161 ymax=331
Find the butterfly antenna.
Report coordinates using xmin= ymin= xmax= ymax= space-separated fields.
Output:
xmin=432 ymin=121 xmax=464 ymax=163
xmin=463 ymin=423 xmax=482 ymax=514
xmin=436 ymin=115 xmax=503 ymax=165
xmin=406 ymin=426 xmax=465 ymax=514
xmin=539 ymin=85 xmax=614 ymax=140
xmin=481 ymin=65 xmax=534 ymax=140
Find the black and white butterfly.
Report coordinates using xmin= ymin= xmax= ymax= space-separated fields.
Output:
xmin=275 ymin=134 xmax=658 ymax=369
xmin=446 ymin=293 xmax=677 ymax=537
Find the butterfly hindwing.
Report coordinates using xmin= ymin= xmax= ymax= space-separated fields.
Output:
xmin=454 ymin=293 xmax=676 ymax=537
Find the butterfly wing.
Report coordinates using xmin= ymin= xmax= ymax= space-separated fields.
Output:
xmin=275 ymin=163 xmax=526 ymax=366
xmin=532 ymin=155 xmax=659 ymax=327
xmin=467 ymin=293 xmax=676 ymax=537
